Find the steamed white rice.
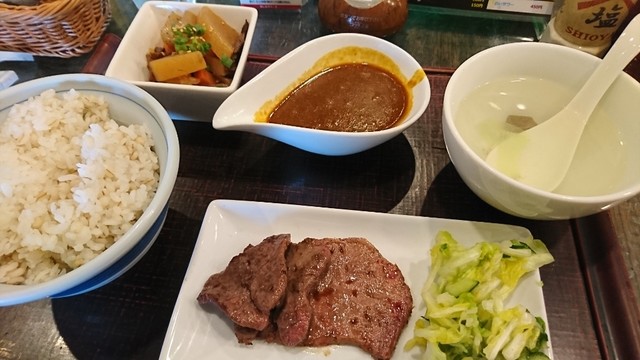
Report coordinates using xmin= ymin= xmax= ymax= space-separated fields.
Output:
xmin=0 ymin=89 xmax=160 ymax=285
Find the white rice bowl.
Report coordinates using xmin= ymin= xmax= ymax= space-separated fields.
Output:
xmin=0 ymin=74 xmax=179 ymax=306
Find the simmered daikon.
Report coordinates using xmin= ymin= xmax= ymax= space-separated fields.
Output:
xmin=148 ymin=51 xmax=207 ymax=82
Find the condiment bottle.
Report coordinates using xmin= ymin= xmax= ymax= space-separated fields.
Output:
xmin=317 ymin=0 xmax=408 ymax=37
xmin=541 ymin=0 xmax=638 ymax=57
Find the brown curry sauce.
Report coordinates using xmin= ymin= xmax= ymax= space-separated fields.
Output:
xmin=268 ymin=63 xmax=408 ymax=132
xmin=255 ymin=46 xmax=426 ymax=133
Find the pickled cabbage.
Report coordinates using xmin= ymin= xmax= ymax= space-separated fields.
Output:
xmin=405 ymin=231 xmax=554 ymax=360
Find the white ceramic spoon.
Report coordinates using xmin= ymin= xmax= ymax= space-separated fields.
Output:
xmin=485 ymin=15 xmax=640 ymax=192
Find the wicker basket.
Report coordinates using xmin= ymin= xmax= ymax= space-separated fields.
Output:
xmin=0 ymin=0 xmax=111 ymax=58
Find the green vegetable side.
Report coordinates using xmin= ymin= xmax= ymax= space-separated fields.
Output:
xmin=405 ymin=231 xmax=555 ymax=360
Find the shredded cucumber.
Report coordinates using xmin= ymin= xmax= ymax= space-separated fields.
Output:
xmin=405 ymin=231 xmax=554 ymax=360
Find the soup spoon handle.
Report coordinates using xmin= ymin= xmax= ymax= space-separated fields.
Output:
xmin=565 ymin=14 xmax=640 ymax=128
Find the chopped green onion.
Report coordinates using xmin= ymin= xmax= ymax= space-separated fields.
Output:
xmin=220 ymin=55 xmax=234 ymax=68
xmin=171 ymin=23 xmax=212 ymax=54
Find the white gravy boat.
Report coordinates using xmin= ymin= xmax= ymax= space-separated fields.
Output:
xmin=212 ymin=33 xmax=431 ymax=156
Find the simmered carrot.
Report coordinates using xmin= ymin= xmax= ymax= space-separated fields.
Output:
xmin=193 ymin=69 xmax=216 ymax=86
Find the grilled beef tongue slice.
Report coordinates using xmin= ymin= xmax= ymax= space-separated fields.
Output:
xmin=299 ymin=238 xmax=413 ymax=360
xmin=276 ymin=238 xmax=333 ymax=346
xmin=197 ymin=233 xmax=291 ymax=331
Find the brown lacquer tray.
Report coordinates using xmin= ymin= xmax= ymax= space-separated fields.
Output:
xmin=0 ymin=33 xmax=637 ymax=360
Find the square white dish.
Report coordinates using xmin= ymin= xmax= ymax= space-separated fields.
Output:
xmin=105 ymin=1 xmax=258 ymax=122
xmin=160 ymin=199 xmax=553 ymax=359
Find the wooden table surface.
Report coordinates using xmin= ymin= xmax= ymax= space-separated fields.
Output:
xmin=1 ymin=1 xmax=639 ymax=359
